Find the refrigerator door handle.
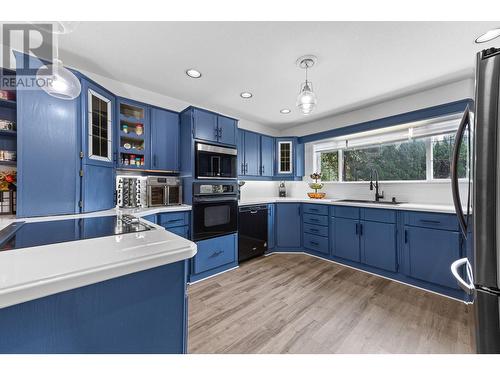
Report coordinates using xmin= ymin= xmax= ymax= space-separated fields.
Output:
xmin=451 ymin=257 xmax=475 ymax=295
xmin=451 ymin=106 xmax=471 ymax=238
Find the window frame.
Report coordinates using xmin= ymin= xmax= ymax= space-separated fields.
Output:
xmin=88 ymin=88 xmax=113 ymax=163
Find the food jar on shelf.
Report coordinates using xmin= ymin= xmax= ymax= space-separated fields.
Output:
xmin=122 ymin=123 xmax=129 ymax=133
xmin=135 ymin=124 xmax=143 ymax=135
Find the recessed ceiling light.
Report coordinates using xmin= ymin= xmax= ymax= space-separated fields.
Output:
xmin=186 ymin=69 xmax=202 ymax=78
xmin=280 ymin=108 xmax=291 ymax=114
xmin=475 ymin=28 xmax=500 ymax=43
xmin=240 ymin=92 xmax=253 ymax=99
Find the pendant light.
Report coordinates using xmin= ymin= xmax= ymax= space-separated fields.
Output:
xmin=296 ymin=55 xmax=317 ymax=115
xmin=35 ymin=22 xmax=81 ymax=100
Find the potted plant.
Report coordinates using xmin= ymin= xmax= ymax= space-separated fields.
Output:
xmin=307 ymin=172 xmax=326 ymax=199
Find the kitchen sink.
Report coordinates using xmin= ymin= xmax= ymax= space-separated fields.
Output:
xmin=336 ymin=199 xmax=403 ymax=205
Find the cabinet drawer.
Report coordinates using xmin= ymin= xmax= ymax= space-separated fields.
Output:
xmin=194 ymin=234 xmax=236 ymax=274
xmin=158 ymin=211 xmax=189 ymax=228
xmin=303 ymin=233 xmax=329 ymax=254
xmin=168 ymin=225 xmax=189 ymax=239
xmin=303 ymin=223 xmax=329 ymax=237
xmin=332 ymin=206 xmax=360 ymax=219
xmin=405 ymin=211 xmax=459 ymax=231
xmin=302 ymin=204 xmax=329 ymax=216
xmin=361 ymin=208 xmax=396 ymax=223
xmin=303 ymin=213 xmax=329 ymax=226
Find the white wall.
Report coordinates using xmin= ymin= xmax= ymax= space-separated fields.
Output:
xmin=79 ymin=69 xmax=280 ymax=137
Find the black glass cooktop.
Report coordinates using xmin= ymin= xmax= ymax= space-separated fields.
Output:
xmin=0 ymin=215 xmax=153 ymax=252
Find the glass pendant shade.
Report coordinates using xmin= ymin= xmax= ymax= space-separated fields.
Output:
xmin=296 ymin=81 xmax=317 ymax=115
xmin=36 ymin=58 xmax=81 ymax=100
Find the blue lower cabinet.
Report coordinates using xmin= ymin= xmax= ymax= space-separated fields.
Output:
xmin=168 ymin=225 xmax=190 ymax=239
xmin=333 ymin=217 xmax=360 ymax=262
xmin=268 ymin=204 xmax=275 ymax=250
xmin=403 ymin=226 xmax=461 ymax=289
xmin=142 ymin=214 xmax=157 ymax=224
xmin=158 ymin=211 xmax=189 ymax=228
xmin=190 ymin=233 xmax=238 ymax=282
xmin=0 ymin=261 xmax=188 ymax=353
xmin=303 ymin=233 xmax=329 ymax=254
xmin=303 ymin=222 xmax=329 ymax=237
xmin=361 ymin=220 xmax=397 ymax=272
xmin=275 ymin=203 xmax=302 ymax=250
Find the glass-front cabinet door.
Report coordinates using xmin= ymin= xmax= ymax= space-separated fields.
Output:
xmin=87 ymin=88 xmax=113 ymax=163
xmin=277 ymin=140 xmax=293 ymax=174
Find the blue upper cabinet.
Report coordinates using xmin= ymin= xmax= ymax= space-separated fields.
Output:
xmin=15 ymin=52 xmax=81 ymax=217
xmin=260 ymin=135 xmax=274 ymax=177
xmin=81 ymin=80 xmax=117 ymax=212
xmin=193 ymin=108 xmax=218 ymax=143
xmin=275 ymin=137 xmax=304 ymax=179
xmin=151 ymin=107 xmax=180 ymax=172
xmin=217 ymin=116 xmax=237 ymax=146
xmin=191 ymin=108 xmax=237 ymax=146
xmin=116 ymin=98 xmax=150 ymax=169
xmin=243 ymin=130 xmax=261 ymax=176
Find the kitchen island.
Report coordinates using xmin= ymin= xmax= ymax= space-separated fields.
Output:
xmin=0 ymin=206 xmax=196 ymax=354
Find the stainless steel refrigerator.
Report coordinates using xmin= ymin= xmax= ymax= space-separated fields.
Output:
xmin=451 ymin=47 xmax=500 ymax=354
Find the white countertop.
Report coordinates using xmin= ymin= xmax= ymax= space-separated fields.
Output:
xmin=238 ymin=197 xmax=460 ymax=214
xmin=0 ymin=205 xmax=195 ymax=309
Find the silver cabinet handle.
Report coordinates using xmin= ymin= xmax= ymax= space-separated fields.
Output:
xmin=451 ymin=258 xmax=475 ymax=295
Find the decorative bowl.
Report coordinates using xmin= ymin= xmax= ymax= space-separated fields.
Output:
xmin=307 ymin=192 xmax=326 ymax=199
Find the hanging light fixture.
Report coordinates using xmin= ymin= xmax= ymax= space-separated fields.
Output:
xmin=35 ymin=22 xmax=81 ymax=100
xmin=296 ymin=55 xmax=317 ymax=115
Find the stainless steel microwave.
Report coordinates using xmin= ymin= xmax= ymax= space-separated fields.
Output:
xmin=146 ymin=176 xmax=182 ymax=207
xmin=195 ymin=143 xmax=238 ymax=179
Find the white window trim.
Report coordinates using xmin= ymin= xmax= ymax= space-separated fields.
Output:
xmin=278 ymin=141 xmax=293 ymax=174
xmin=88 ymin=88 xmax=113 ymax=162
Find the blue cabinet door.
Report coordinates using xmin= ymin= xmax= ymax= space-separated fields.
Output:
xmin=333 ymin=217 xmax=360 ymax=262
xmin=194 ymin=233 xmax=237 ymax=274
xmin=142 ymin=214 xmax=157 ymax=224
xmin=261 ymin=135 xmax=274 ymax=177
xmin=237 ymin=129 xmax=246 ymax=176
xmin=404 ymin=226 xmax=461 ymax=289
xmin=244 ymin=131 xmax=261 ymax=176
xmin=268 ymin=203 xmax=275 ymax=250
xmin=151 ymin=107 xmax=179 ymax=171
xmin=361 ymin=221 xmax=397 ymax=272
xmin=15 ymin=53 xmax=80 ymax=217
xmin=276 ymin=203 xmax=302 ymax=249
xmin=81 ymin=163 xmax=116 ymax=212
xmin=193 ymin=108 xmax=218 ymax=142
xmin=217 ymin=116 xmax=237 ymax=146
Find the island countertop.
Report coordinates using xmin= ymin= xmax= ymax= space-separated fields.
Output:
xmin=0 ymin=206 xmax=196 ymax=309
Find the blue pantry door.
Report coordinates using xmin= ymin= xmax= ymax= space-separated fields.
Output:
xmin=193 ymin=109 xmax=218 ymax=142
xmin=276 ymin=203 xmax=301 ymax=249
xmin=243 ymin=131 xmax=261 ymax=176
xmin=261 ymin=135 xmax=274 ymax=177
xmin=151 ymin=107 xmax=179 ymax=171
xmin=361 ymin=221 xmax=397 ymax=272
xmin=333 ymin=217 xmax=360 ymax=262
xmin=81 ymin=80 xmax=116 ymax=212
xmin=217 ymin=116 xmax=237 ymax=146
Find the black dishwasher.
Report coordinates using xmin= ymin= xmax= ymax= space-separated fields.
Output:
xmin=238 ymin=205 xmax=268 ymax=262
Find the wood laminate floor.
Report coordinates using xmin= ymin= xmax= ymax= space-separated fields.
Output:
xmin=188 ymin=253 xmax=474 ymax=354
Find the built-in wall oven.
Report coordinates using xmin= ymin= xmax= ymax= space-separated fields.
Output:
xmin=195 ymin=143 xmax=238 ymax=180
xmin=192 ymin=182 xmax=238 ymax=241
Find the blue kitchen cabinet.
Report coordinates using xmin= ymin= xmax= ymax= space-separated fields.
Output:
xmin=260 ymin=135 xmax=274 ymax=177
xmin=333 ymin=217 xmax=360 ymax=262
xmin=275 ymin=203 xmax=302 ymax=250
xmin=157 ymin=211 xmax=190 ymax=239
xmin=142 ymin=214 xmax=157 ymax=224
xmin=151 ymin=107 xmax=180 ymax=172
xmin=237 ymin=129 xmax=245 ymax=175
xmin=168 ymin=225 xmax=190 ymax=239
xmin=0 ymin=261 xmax=188 ymax=353
xmin=275 ymin=137 xmax=304 ymax=179
xmin=217 ymin=115 xmax=237 ymax=146
xmin=267 ymin=203 xmax=275 ymax=250
xmin=15 ymin=52 xmax=81 ymax=217
xmin=403 ymin=226 xmax=461 ymax=289
xmin=361 ymin=220 xmax=398 ymax=272
xmin=81 ymin=80 xmax=117 ymax=212
xmin=243 ymin=130 xmax=261 ymax=176
xmin=193 ymin=108 xmax=218 ymax=143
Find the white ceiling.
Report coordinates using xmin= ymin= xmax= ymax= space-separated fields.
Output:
xmin=57 ymin=22 xmax=499 ymax=130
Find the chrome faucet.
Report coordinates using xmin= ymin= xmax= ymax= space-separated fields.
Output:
xmin=369 ymin=169 xmax=384 ymax=202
